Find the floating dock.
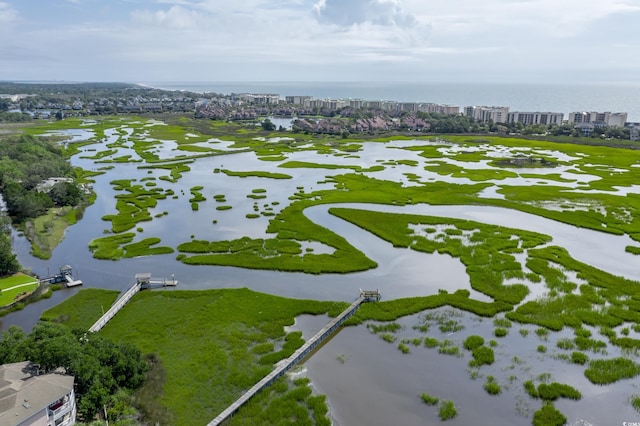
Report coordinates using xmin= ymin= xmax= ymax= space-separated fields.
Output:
xmin=208 ymin=289 xmax=381 ymax=426
xmin=40 ymin=265 xmax=82 ymax=287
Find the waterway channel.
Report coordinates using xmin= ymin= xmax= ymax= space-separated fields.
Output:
xmin=4 ymin=128 xmax=640 ymax=425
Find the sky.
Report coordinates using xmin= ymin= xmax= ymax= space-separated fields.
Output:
xmin=1 ymin=0 xmax=640 ymax=84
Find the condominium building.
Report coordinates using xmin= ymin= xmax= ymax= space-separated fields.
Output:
xmin=627 ymin=123 xmax=640 ymax=141
xmin=506 ymin=112 xmax=564 ymax=126
xmin=285 ymin=96 xmax=312 ymax=105
xmin=0 ymin=361 xmax=77 ymax=426
xmin=238 ymin=93 xmax=280 ymax=104
xmin=568 ymin=111 xmax=628 ymax=127
xmin=464 ymin=106 xmax=509 ymax=123
xmin=419 ymin=103 xmax=460 ymax=115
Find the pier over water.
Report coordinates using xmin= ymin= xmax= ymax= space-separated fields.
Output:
xmin=208 ymin=289 xmax=381 ymax=426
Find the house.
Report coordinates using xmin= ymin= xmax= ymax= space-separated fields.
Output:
xmin=0 ymin=361 xmax=76 ymax=426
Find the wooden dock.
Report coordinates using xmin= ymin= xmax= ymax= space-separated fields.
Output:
xmin=88 ymin=273 xmax=177 ymax=333
xmin=88 ymin=280 xmax=142 ymax=333
xmin=40 ymin=265 xmax=82 ymax=288
xmin=208 ymin=290 xmax=380 ymax=426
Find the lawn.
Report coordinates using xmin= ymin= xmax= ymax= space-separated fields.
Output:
xmin=0 ymin=273 xmax=39 ymax=307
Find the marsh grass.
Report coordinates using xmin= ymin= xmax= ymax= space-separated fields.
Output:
xmin=93 ymin=288 xmax=346 ymax=425
xmin=494 ymin=327 xmax=508 ymax=337
xmin=470 ymin=346 xmax=495 ymax=367
xmin=584 ymin=357 xmax=640 ymax=384
xmin=40 ymin=288 xmax=119 ymax=329
xmin=463 ymin=335 xmax=484 ymax=351
xmin=420 ymin=393 xmax=439 ymax=405
xmin=438 ymin=400 xmax=457 ymax=421
xmin=532 ymin=403 xmax=566 ymax=426
xmin=484 ymin=376 xmax=501 ymax=395
xmin=537 ymin=383 xmax=581 ymax=401
xmin=367 ymin=322 xmax=402 ymax=334
xmin=221 ymin=169 xmax=292 ymax=179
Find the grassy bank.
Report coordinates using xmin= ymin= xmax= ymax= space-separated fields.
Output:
xmin=80 ymin=288 xmax=347 ymax=426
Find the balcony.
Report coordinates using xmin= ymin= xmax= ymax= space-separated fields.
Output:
xmin=48 ymin=400 xmax=73 ymax=419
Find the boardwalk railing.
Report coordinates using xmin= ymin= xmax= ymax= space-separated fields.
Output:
xmin=208 ymin=294 xmax=373 ymax=426
xmin=88 ymin=281 xmax=142 ymax=333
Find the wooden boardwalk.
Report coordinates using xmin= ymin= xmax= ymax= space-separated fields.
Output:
xmin=88 ymin=280 xmax=142 ymax=333
xmin=208 ymin=290 xmax=380 ymax=426
xmin=88 ymin=273 xmax=177 ymax=333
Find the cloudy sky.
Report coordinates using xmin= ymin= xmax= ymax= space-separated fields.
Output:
xmin=1 ymin=0 xmax=639 ymax=84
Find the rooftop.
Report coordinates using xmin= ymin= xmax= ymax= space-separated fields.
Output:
xmin=0 ymin=361 xmax=74 ymax=426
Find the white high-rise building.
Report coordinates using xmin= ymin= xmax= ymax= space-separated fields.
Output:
xmin=568 ymin=111 xmax=628 ymax=127
xmin=464 ymin=106 xmax=509 ymax=123
xmin=506 ymin=112 xmax=564 ymax=125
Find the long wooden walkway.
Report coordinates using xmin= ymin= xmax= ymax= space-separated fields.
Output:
xmin=88 ymin=273 xmax=177 ymax=333
xmin=88 ymin=281 xmax=142 ymax=333
xmin=208 ymin=289 xmax=380 ymax=426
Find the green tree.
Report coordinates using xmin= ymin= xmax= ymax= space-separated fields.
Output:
xmin=261 ymin=118 xmax=276 ymax=131
xmin=0 ymin=233 xmax=19 ymax=276
xmin=0 ymin=322 xmax=147 ymax=420
xmin=49 ymin=181 xmax=82 ymax=206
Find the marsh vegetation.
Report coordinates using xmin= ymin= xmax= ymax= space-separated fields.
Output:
xmin=5 ymin=115 xmax=640 ymax=425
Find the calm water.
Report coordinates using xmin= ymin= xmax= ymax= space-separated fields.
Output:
xmin=6 ymin=123 xmax=640 ymax=425
xmin=142 ymin=81 xmax=640 ymax=121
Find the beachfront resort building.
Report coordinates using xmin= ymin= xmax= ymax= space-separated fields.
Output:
xmin=464 ymin=106 xmax=509 ymax=123
xmin=0 ymin=361 xmax=76 ymax=426
xmin=568 ymin=112 xmax=628 ymax=127
xmin=506 ymin=112 xmax=564 ymax=126
xmin=285 ymin=96 xmax=312 ymax=105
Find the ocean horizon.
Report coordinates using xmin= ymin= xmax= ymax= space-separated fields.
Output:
xmin=140 ymin=81 xmax=640 ymax=122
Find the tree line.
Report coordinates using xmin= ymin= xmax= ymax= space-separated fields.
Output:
xmin=0 ymin=134 xmax=83 ymax=222
xmin=0 ymin=322 xmax=147 ymax=422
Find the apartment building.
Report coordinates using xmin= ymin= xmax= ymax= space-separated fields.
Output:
xmin=0 ymin=361 xmax=76 ymax=426
xmin=285 ymin=96 xmax=312 ymax=105
xmin=238 ymin=93 xmax=280 ymax=104
xmin=568 ymin=111 xmax=628 ymax=127
xmin=506 ymin=112 xmax=564 ymax=126
xmin=464 ymin=106 xmax=510 ymax=123
xmin=419 ymin=103 xmax=460 ymax=115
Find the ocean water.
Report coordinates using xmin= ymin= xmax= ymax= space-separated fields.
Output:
xmin=141 ymin=81 xmax=640 ymax=122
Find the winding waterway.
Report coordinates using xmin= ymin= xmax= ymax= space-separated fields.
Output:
xmin=5 ymin=126 xmax=640 ymax=425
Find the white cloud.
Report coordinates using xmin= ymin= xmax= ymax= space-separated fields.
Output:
xmin=131 ymin=5 xmax=205 ymax=30
xmin=405 ymin=0 xmax=640 ymax=38
xmin=0 ymin=2 xmax=18 ymax=23
xmin=313 ymin=0 xmax=417 ymax=27
xmin=1 ymin=0 xmax=639 ymax=82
